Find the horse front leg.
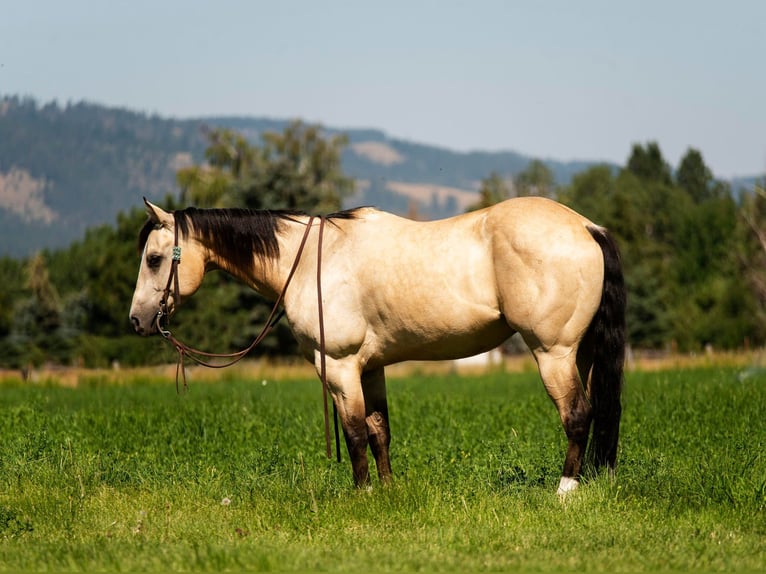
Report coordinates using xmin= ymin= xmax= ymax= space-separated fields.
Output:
xmin=342 ymin=409 xmax=372 ymax=488
xmin=362 ymin=367 xmax=392 ymax=484
xmin=321 ymin=357 xmax=371 ymax=488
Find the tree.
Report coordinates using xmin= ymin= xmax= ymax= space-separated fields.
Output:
xmin=559 ymin=144 xmax=766 ymax=350
xmin=176 ymin=129 xmax=255 ymax=208
xmin=469 ymin=161 xmax=556 ymax=211
xmin=10 ymin=253 xmax=69 ymax=367
xmin=514 ymin=159 xmax=555 ymax=198
xmin=738 ymin=180 xmax=766 ymax=340
xmin=739 ymin=180 xmax=766 ymax=255
xmin=244 ymin=121 xmax=353 ymax=211
xmin=28 ymin=252 xmax=61 ymax=323
xmin=676 ymin=148 xmax=714 ymax=203
xmin=177 ymin=121 xmax=354 ymax=213
xmin=0 ymin=258 xmax=25 ymax=338
xmin=563 ymin=170 xmax=671 ymax=348
xmin=556 ymin=165 xmax=617 ymax=229
xmin=626 ymin=142 xmax=673 ymax=185
xmin=468 ymin=172 xmax=511 ymax=211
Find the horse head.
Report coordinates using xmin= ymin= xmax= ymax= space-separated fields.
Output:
xmin=129 ymin=199 xmax=206 ymax=336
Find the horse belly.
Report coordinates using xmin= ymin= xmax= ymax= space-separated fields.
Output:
xmin=365 ymin=307 xmax=514 ymax=367
xmin=406 ymin=321 xmax=513 ymax=362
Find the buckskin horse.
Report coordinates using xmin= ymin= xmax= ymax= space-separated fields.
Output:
xmin=129 ymin=197 xmax=626 ymax=494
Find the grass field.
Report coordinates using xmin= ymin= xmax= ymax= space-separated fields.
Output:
xmin=0 ymin=364 xmax=764 ymax=571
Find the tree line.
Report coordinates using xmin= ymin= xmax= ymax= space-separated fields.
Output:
xmin=0 ymin=122 xmax=763 ymax=370
xmin=473 ymin=145 xmax=765 ymax=351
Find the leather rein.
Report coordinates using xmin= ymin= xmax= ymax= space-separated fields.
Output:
xmin=155 ymin=215 xmax=340 ymax=462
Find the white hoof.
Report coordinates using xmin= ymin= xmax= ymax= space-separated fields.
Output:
xmin=557 ymin=476 xmax=579 ymax=496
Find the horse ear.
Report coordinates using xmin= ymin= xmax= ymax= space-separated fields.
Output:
xmin=143 ymin=197 xmax=174 ymax=228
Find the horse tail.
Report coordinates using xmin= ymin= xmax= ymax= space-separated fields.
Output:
xmin=585 ymin=225 xmax=626 ymax=472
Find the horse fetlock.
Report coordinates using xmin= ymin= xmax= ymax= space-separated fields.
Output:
xmin=352 ymin=462 xmax=371 ymax=488
xmin=343 ymin=428 xmax=371 ymax=487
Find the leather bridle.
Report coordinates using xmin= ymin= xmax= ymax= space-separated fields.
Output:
xmin=157 ymin=223 xmax=182 ymax=334
xmin=154 ymin=214 xmax=340 ymax=461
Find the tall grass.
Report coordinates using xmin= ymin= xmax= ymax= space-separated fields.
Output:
xmin=0 ymin=367 xmax=763 ymax=571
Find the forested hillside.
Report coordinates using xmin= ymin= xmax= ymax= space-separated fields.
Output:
xmin=0 ymin=96 xmax=601 ymax=257
xmin=0 ymin=97 xmax=205 ymax=256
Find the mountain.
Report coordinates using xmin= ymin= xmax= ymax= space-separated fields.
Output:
xmin=12 ymin=95 xmax=758 ymax=258
xmin=0 ymin=97 xmax=208 ymax=257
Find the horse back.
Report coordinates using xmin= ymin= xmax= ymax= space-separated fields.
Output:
xmin=314 ymin=198 xmax=603 ymax=364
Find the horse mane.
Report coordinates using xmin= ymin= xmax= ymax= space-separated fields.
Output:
xmin=138 ymin=206 xmax=362 ymax=274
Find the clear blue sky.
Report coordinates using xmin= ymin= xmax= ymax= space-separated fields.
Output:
xmin=2 ymin=0 xmax=764 ymax=179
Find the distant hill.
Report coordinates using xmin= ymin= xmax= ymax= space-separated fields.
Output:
xmin=2 ymin=95 xmax=757 ymax=258
xmin=0 ymin=97 xmax=208 ymax=257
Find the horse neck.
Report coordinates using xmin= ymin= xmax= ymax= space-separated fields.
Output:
xmin=202 ymin=215 xmax=313 ymax=302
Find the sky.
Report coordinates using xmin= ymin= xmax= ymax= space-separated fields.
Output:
xmin=1 ymin=0 xmax=765 ymax=179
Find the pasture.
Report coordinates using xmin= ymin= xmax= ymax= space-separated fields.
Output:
xmin=0 ymin=364 xmax=764 ymax=571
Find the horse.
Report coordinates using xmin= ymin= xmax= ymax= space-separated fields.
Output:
xmin=129 ymin=196 xmax=626 ymax=495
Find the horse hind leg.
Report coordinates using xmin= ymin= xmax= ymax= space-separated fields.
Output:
xmin=534 ymin=347 xmax=592 ymax=495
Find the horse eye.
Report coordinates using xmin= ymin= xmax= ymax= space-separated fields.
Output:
xmin=146 ymin=254 xmax=163 ymax=269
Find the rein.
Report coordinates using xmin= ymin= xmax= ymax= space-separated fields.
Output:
xmin=156 ymin=215 xmax=340 ymax=462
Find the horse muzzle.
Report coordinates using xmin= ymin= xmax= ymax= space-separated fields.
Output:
xmin=130 ymin=303 xmax=170 ymax=336
xmin=130 ymin=293 xmax=178 ymax=335
xmin=130 ymin=312 xmax=158 ymax=336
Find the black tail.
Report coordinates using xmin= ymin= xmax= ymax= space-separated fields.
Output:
xmin=585 ymin=226 xmax=626 ymax=472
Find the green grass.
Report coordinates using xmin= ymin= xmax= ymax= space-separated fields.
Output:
xmin=0 ymin=367 xmax=764 ymax=571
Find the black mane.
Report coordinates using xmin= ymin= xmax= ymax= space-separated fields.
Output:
xmin=138 ymin=207 xmax=362 ymax=273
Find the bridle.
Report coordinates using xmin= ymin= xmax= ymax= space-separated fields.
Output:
xmin=154 ymin=214 xmax=340 ymax=462
xmin=157 ymin=223 xmax=182 ymax=335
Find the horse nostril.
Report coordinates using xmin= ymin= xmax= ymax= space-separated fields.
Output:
xmin=131 ymin=315 xmax=141 ymax=332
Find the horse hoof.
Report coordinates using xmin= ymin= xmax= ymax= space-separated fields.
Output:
xmin=556 ymin=476 xmax=579 ymax=496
